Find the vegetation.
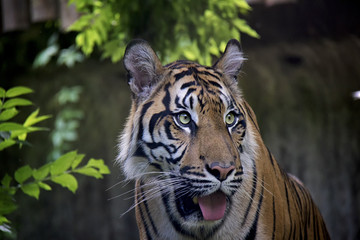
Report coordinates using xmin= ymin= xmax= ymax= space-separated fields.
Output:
xmin=0 ymin=87 xmax=110 ymax=237
xmin=69 ymin=0 xmax=258 ymax=65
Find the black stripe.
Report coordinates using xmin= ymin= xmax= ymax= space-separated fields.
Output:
xmin=162 ymin=83 xmax=171 ymax=109
xmin=164 ymin=120 xmax=178 ymax=140
xmin=187 ymin=178 xmax=212 ymax=184
xmin=147 ymin=83 xmax=172 ymax=139
xmin=138 ymin=181 xmax=157 ymax=239
xmin=150 ymin=162 xmax=163 ymax=171
xmin=290 ymin=179 xmax=303 ymax=218
xmin=180 ymin=166 xmax=207 ymax=177
xmin=179 ymin=165 xmax=195 ymax=174
xmin=141 ymin=183 xmax=159 ymax=237
xmin=137 ymin=101 xmax=154 ymax=141
xmin=239 ymin=145 xmax=244 ymax=153
xmin=189 ymin=96 xmax=194 ymax=109
xmin=166 ymin=60 xmax=192 ymax=69
xmin=145 ymin=141 xmax=173 ymax=162
xmin=174 ymin=68 xmax=194 ymax=81
xmin=230 ymin=178 xmax=243 ymax=184
xmin=234 ymin=170 xmax=244 ymax=176
xmin=135 ymin=101 xmax=154 ymax=157
xmin=266 ymin=147 xmax=275 ymax=167
xmin=202 ymin=71 xmax=221 ymax=81
xmin=243 ymin=102 xmax=260 ymax=133
xmin=184 ymin=88 xmax=196 ymax=103
xmin=180 ymin=81 xmax=197 ymax=89
xmin=148 ymin=111 xmax=167 ymax=140
xmin=284 ymin=181 xmax=294 ymax=240
xmin=137 ymin=202 xmax=153 ymax=240
xmin=208 ymin=80 xmax=222 ymax=89
xmin=245 ymin=178 xmax=264 ymax=240
xmin=174 ymin=95 xmax=183 ymax=109
xmin=272 ymin=195 xmax=276 ymax=240
xmin=241 ymin=164 xmax=257 ymax=227
xmin=166 ymin=146 xmax=187 ymax=164
xmin=134 ymin=143 xmax=146 ymax=158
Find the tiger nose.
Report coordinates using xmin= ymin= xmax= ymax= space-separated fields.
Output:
xmin=206 ymin=162 xmax=235 ymax=181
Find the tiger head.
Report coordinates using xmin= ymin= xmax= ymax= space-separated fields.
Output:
xmin=117 ymin=39 xmax=260 ymax=237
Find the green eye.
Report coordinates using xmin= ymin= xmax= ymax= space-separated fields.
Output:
xmin=178 ymin=112 xmax=191 ymax=125
xmin=225 ymin=112 xmax=236 ymax=126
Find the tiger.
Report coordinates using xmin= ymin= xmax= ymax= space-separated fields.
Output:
xmin=117 ymin=39 xmax=330 ymax=240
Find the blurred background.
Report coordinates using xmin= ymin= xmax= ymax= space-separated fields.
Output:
xmin=0 ymin=0 xmax=359 ymax=239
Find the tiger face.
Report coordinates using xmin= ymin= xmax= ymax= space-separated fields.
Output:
xmin=118 ymin=39 xmax=259 ymax=237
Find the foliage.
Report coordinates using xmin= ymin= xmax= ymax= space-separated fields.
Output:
xmin=68 ymin=0 xmax=259 ymax=65
xmin=0 ymin=151 xmax=110 ymax=235
xmin=0 ymin=86 xmax=110 ymax=236
xmin=0 ymin=86 xmax=51 ymax=150
xmin=33 ymin=33 xmax=84 ymax=68
xmin=48 ymin=86 xmax=84 ymax=161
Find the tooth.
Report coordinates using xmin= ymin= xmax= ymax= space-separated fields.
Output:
xmin=193 ymin=196 xmax=198 ymax=204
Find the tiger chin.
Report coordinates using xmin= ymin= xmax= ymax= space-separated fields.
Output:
xmin=116 ymin=39 xmax=330 ymax=240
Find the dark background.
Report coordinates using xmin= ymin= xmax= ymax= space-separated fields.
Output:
xmin=1 ymin=0 xmax=360 ymax=239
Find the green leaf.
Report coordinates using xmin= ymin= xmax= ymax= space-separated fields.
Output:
xmin=14 ymin=165 xmax=33 ymax=184
xmin=233 ymin=19 xmax=260 ymax=38
xmin=0 ymin=216 xmax=10 ymax=225
xmin=0 ymin=190 xmax=17 ymax=215
xmin=234 ymin=0 xmax=252 ymax=11
xmin=1 ymin=174 xmax=12 ymax=188
xmin=85 ymin=159 xmax=110 ymax=174
xmin=21 ymin=183 xmax=40 ymax=199
xmin=51 ymin=173 xmax=78 ymax=193
xmin=33 ymin=45 xmax=59 ymax=68
xmin=50 ymin=151 xmax=77 ymax=176
xmin=32 ymin=163 xmax=51 ymax=180
xmin=75 ymin=32 xmax=85 ymax=49
xmin=12 ymin=126 xmax=48 ymax=139
xmin=23 ymin=109 xmax=51 ymax=127
xmin=57 ymin=46 xmax=85 ymax=67
xmin=0 ymin=122 xmax=28 ymax=132
xmin=74 ymin=167 xmax=102 ymax=179
xmin=37 ymin=181 xmax=52 ymax=191
xmin=67 ymin=14 xmax=93 ymax=32
xmin=0 ymin=108 xmax=19 ymax=121
xmin=0 ymin=139 xmax=16 ymax=151
xmin=5 ymin=86 xmax=33 ymax=98
xmin=71 ymin=153 xmax=85 ymax=169
xmin=102 ymin=39 xmax=126 ymax=63
xmin=0 ymin=87 xmax=5 ymax=98
xmin=2 ymin=98 xmax=32 ymax=109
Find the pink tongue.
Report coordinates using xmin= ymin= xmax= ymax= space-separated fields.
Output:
xmin=198 ymin=191 xmax=227 ymax=221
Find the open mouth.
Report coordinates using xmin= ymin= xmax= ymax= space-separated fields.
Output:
xmin=175 ymin=189 xmax=228 ymax=221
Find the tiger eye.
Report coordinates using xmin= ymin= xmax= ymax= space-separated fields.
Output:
xmin=178 ymin=112 xmax=191 ymax=125
xmin=225 ymin=112 xmax=236 ymax=126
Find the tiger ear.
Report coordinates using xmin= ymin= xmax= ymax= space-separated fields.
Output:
xmin=123 ymin=39 xmax=163 ymax=99
xmin=213 ymin=39 xmax=245 ymax=81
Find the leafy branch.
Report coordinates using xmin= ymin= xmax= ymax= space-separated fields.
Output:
xmin=0 ymin=86 xmax=110 ymax=236
xmin=67 ymin=0 xmax=259 ymax=65
xmin=0 ymin=86 xmax=51 ymax=150
xmin=0 ymin=151 xmax=110 ymax=227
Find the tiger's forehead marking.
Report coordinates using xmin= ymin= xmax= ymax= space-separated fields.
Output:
xmin=165 ymin=61 xmax=234 ymax=115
